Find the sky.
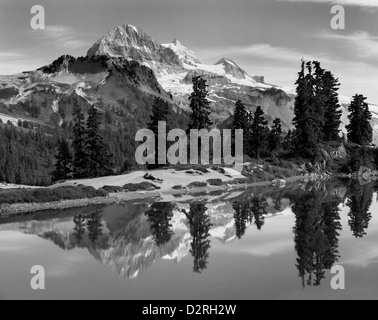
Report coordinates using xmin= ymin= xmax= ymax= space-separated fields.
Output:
xmin=0 ymin=0 xmax=377 ymax=102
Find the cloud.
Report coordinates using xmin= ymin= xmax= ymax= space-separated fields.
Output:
xmin=29 ymin=25 xmax=88 ymax=50
xmin=0 ymin=52 xmax=27 ymax=59
xmin=317 ymin=30 xmax=378 ymax=59
xmin=198 ymin=43 xmax=331 ymax=65
xmin=0 ymin=25 xmax=89 ymax=74
xmin=196 ymin=41 xmax=378 ymax=103
xmin=231 ymin=44 xmax=305 ymax=62
xmin=0 ymin=51 xmax=46 ymax=74
xmin=277 ymin=0 xmax=378 ymax=7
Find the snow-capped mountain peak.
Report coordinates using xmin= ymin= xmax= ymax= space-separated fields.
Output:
xmin=173 ymin=38 xmax=182 ymax=46
xmin=162 ymin=39 xmax=201 ymax=67
xmin=87 ymin=24 xmax=183 ymax=75
xmin=215 ymin=58 xmax=250 ymax=80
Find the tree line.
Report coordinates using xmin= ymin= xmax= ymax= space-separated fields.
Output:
xmin=123 ymin=65 xmax=375 ymax=170
xmin=231 ymin=60 xmax=373 ymax=162
xmin=53 ymin=102 xmax=113 ymax=181
xmin=1 ymin=59 xmax=375 ymax=186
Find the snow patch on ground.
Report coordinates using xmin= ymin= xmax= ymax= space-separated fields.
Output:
xmin=0 ymin=113 xmax=22 ymax=126
xmin=0 ymin=182 xmax=41 ymax=189
xmin=54 ymin=168 xmax=245 ymax=192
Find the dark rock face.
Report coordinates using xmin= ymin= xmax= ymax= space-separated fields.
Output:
xmin=252 ymin=76 xmax=265 ymax=83
xmin=0 ymin=87 xmax=19 ymax=100
xmin=38 ymin=55 xmax=77 ymax=74
xmin=182 ymin=70 xmax=231 ymax=86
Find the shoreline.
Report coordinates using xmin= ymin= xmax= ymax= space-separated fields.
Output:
xmin=0 ymin=175 xmax=307 ymax=217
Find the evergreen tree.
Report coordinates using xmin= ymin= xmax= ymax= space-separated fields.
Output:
xmin=233 ymin=100 xmax=248 ymax=132
xmin=282 ymin=129 xmax=293 ymax=150
xmin=85 ymin=105 xmax=112 ymax=177
xmin=250 ymin=106 xmax=268 ymax=159
xmin=147 ymin=97 xmax=170 ymax=168
xmin=148 ymin=97 xmax=170 ymax=133
xmin=346 ymin=94 xmax=373 ymax=146
xmin=312 ymin=61 xmax=326 ymax=142
xmin=233 ymin=100 xmax=249 ymax=156
xmin=268 ymin=118 xmax=283 ymax=152
xmin=72 ymin=104 xmax=88 ymax=178
xmin=245 ymin=111 xmax=254 ymax=158
xmin=188 ymin=76 xmax=212 ymax=130
xmin=322 ymin=71 xmax=342 ymax=141
xmin=53 ymin=139 xmax=73 ymax=181
xmin=293 ymin=61 xmax=323 ymax=159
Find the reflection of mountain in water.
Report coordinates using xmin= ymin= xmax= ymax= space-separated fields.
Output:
xmin=0 ymin=181 xmax=370 ymax=282
xmin=0 ymin=194 xmax=293 ymax=279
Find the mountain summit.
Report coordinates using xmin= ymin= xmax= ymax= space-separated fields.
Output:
xmin=162 ymin=39 xmax=201 ymax=66
xmin=215 ymin=58 xmax=250 ymax=80
xmin=1 ymin=23 xmax=378 ymax=144
xmin=87 ymin=24 xmax=183 ymax=75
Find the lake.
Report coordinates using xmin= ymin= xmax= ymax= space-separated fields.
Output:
xmin=0 ymin=180 xmax=377 ymax=300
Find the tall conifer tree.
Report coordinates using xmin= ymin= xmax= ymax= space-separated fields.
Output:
xmin=72 ymin=103 xmax=88 ymax=178
xmin=233 ymin=100 xmax=248 ymax=155
xmin=346 ymin=94 xmax=372 ymax=146
xmin=268 ymin=118 xmax=283 ymax=152
xmin=53 ymin=139 xmax=73 ymax=181
xmin=293 ymin=61 xmax=321 ymax=159
xmin=233 ymin=100 xmax=248 ymax=131
xmin=85 ymin=105 xmax=111 ymax=177
xmin=147 ymin=97 xmax=170 ymax=168
xmin=188 ymin=76 xmax=212 ymax=130
xmin=250 ymin=106 xmax=268 ymax=159
xmin=322 ymin=71 xmax=342 ymax=141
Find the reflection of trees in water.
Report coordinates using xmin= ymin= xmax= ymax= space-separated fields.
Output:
xmin=183 ymin=202 xmax=212 ymax=274
xmin=73 ymin=214 xmax=86 ymax=243
xmin=73 ymin=211 xmax=103 ymax=244
xmin=273 ymin=197 xmax=282 ymax=212
xmin=145 ymin=202 xmax=175 ymax=247
xmin=232 ymin=196 xmax=268 ymax=239
xmin=347 ymin=183 xmax=373 ymax=238
xmin=292 ymin=192 xmax=342 ymax=287
xmin=233 ymin=201 xmax=249 ymax=239
xmin=86 ymin=212 xmax=103 ymax=243
xmin=252 ymin=197 xmax=268 ymax=230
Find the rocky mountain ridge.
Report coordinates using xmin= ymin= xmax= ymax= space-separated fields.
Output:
xmin=1 ymin=23 xmax=378 ymax=141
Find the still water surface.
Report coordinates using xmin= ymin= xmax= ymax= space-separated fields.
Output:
xmin=0 ymin=181 xmax=377 ymax=300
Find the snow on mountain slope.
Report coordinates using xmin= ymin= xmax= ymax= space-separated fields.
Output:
xmin=87 ymin=24 xmax=184 ymax=76
xmin=2 ymin=23 xmax=378 ymax=142
xmin=85 ymin=24 xmax=292 ymax=127
xmin=162 ymin=39 xmax=201 ymax=66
